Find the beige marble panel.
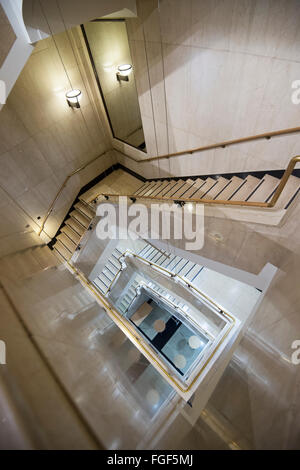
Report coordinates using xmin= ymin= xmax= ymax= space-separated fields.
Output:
xmin=125 ymin=0 xmax=300 ymax=178
xmin=0 ymin=281 xmax=97 ymax=449
xmin=0 ymin=26 xmax=110 ymax=257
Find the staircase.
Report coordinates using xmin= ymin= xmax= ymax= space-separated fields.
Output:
xmin=50 ymin=167 xmax=300 ymax=265
xmin=92 ymin=243 xmax=204 ymax=297
xmin=132 ymin=171 xmax=300 ymax=208
xmin=53 ymin=200 xmax=94 ymax=262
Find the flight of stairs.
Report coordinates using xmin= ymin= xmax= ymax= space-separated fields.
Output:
xmin=116 ymin=275 xmax=193 ymax=317
xmin=50 ymin=168 xmax=300 ymax=265
xmin=132 ymin=172 xmax=300 ymax=208
xmin=92 ymin=243 xmax=204 ymax=297
xmin=53 ymin=201 xmax=95 ymax=262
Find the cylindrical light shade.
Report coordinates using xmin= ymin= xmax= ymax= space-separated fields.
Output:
xmin=117 ymin=64 xmax=133 ymax=77
xmin=66 ymin=89 xmax=82 ymax=108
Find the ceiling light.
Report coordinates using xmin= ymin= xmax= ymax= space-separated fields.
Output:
xmin=116 ymin=64 xmax=133 ymax=82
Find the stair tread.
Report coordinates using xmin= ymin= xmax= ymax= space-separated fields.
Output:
xmin=134 ymin=181 xmax=152 ymax=196
xmin=150 ymin=180 xmax=172 ymax=197
xmin=137 ymin=181 xmax=158 ymax=196
xmin=93 ymin=277 xmax=107 ymax=294
xmin=70 ymin=210 xmax=90 ymax=228
xmin=184 ymin=263 xmax=203 ymax=281
xmin=65 ymin=217 xmax=85 ymax=236
xmin=180 ymin=178 xmax=205 ymax=198
xmin=215 ymin=176 xmax=244 ymax=201
xmin=53 ymin=248 xmax=67 ymax=263
xmin=142 ymin=181 xmax=163 ymax=197
xmin=57 ymin=233 xmax=77 ymax=253
xmin=274 ymin=174 xmax=300 ymax=209
xmin=75 ymin=201 xmax=94 ymax=219
xmin=162 ymin=180 xmax=186 ymax=198
xmin=192 ymin=178 xmax=218 ymax=199
xmin=202 ymin=177 xmax=229 ymax=200
xmin=53 ymin=240 xmax=71 ymax=260
xmin=247 ymin=174 xmax=280 ymax=202
xmin=157 ymin=180 xmax=177 ymax=198
xmin=61 ymin=225 xmax=81 ymax=244
xmin=171 ymin=179 xmax=196 ymax=198
xmin=230 ymin=175 xmax=261 ymax=201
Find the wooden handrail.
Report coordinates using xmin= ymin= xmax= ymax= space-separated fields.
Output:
xmin=98 ymin=156 xmax=300 ymax=209
xmin=37 ymin=127 xmax=300 ymax=238
xmin=123 ymin=126 xmax=300 ymax=163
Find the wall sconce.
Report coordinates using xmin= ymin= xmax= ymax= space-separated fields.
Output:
xmin=116 ymin=64 xmax=133 ymax=82
xmin=66 ymin=89 xmax=82 ymax=108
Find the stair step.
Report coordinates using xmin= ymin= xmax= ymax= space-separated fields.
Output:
xmin=134 ymin=181 xmax=152 ymax=196
xmin=53 ymin=248 xmax=67 ymax=263
xmin=183 ymin=263 xmax=202 ymax=281
xmin=147 ymin=248 xmax=162 ymax=262
xmin=57 ymin=233 xmax=77 ymax=253
xmin=193 ymin=178 xmax=218 ymax=199
xmin=170 ymin=179 xmax=195 ymax=198
xmin=162 ymin=180 xmax=186 ymax=198
xmin=145 ymin=247 xmax=160 ymax=261
xmin=75 ymin=201 xmax=94 ymax=219
xmin=93 ymin=277 xmax=107 ymax=294
xmin=203 ymin=177 xmax=230 ymax=200
xmin=215 ymin=176 xmax=244 ymax=200
xmin=274 ymin=174 xmax=300 ymax=209
xmin=171 ymin=258 xmax=190 ymax=274
xmin=247 ymin=174 xmax=279 ymax=202
xmin=142 ymin=181 xmax=163 ymax=197
xmin=137 ymin=181 xmax=158 ymax=197
xmin=176 ymin=259 xmax=192 ymax=276
xmin=161 ymin=254 xmax=177 ymax=268
xmin=102 ymin=267 xmax=115 ymax=283
xmin=53 ymin=240 xmax=71 ymax=261
xmin=150 ymin=251 xmax=169 ymax=264
xmin=139 ymin=244 xmax=154 ymax=258
xmin=150 ymin=180 xmax=172 ymax=197
xmin=229 ymin=175 xmax=261 ymax=201
xmin=165 ymin=256 xmax=183 ymax=271
xmin=65 ymin=217 xmax=85 ymax=236
xmin=180 ymin=178 xmax=205 ymax=198
xmin=70 ymin=210 xmax=90 ymax=229
xmin=159 ymin=180 xmax=177 ymax=197
xmin=61 ymin=225 xmax=81 ymax=245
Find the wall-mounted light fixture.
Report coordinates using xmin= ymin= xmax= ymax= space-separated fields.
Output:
xmin=66 ymin=89 xmax=82 ymax=108
xmin=116 ymin=64 xmax=133 ymax=82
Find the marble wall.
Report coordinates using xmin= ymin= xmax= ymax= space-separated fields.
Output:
xmin=0 ymin=27 xmax=113 ymax=255
xmin=122 ymin=0 xmax=300 ymax=178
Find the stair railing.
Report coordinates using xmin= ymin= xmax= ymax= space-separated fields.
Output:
xmin=37 ymin=141 xmax=300 ymax=238
xmin=37 ymin=151 xmax=107 ymax=237
xmin=66 ymin=251 xmax=236 ymax=397
xmin=97 ymin=156 xmax=300 ymax=209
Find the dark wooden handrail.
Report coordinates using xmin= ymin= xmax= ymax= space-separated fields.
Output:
xmin=123 ymin=127 xmax=300 ymax=163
